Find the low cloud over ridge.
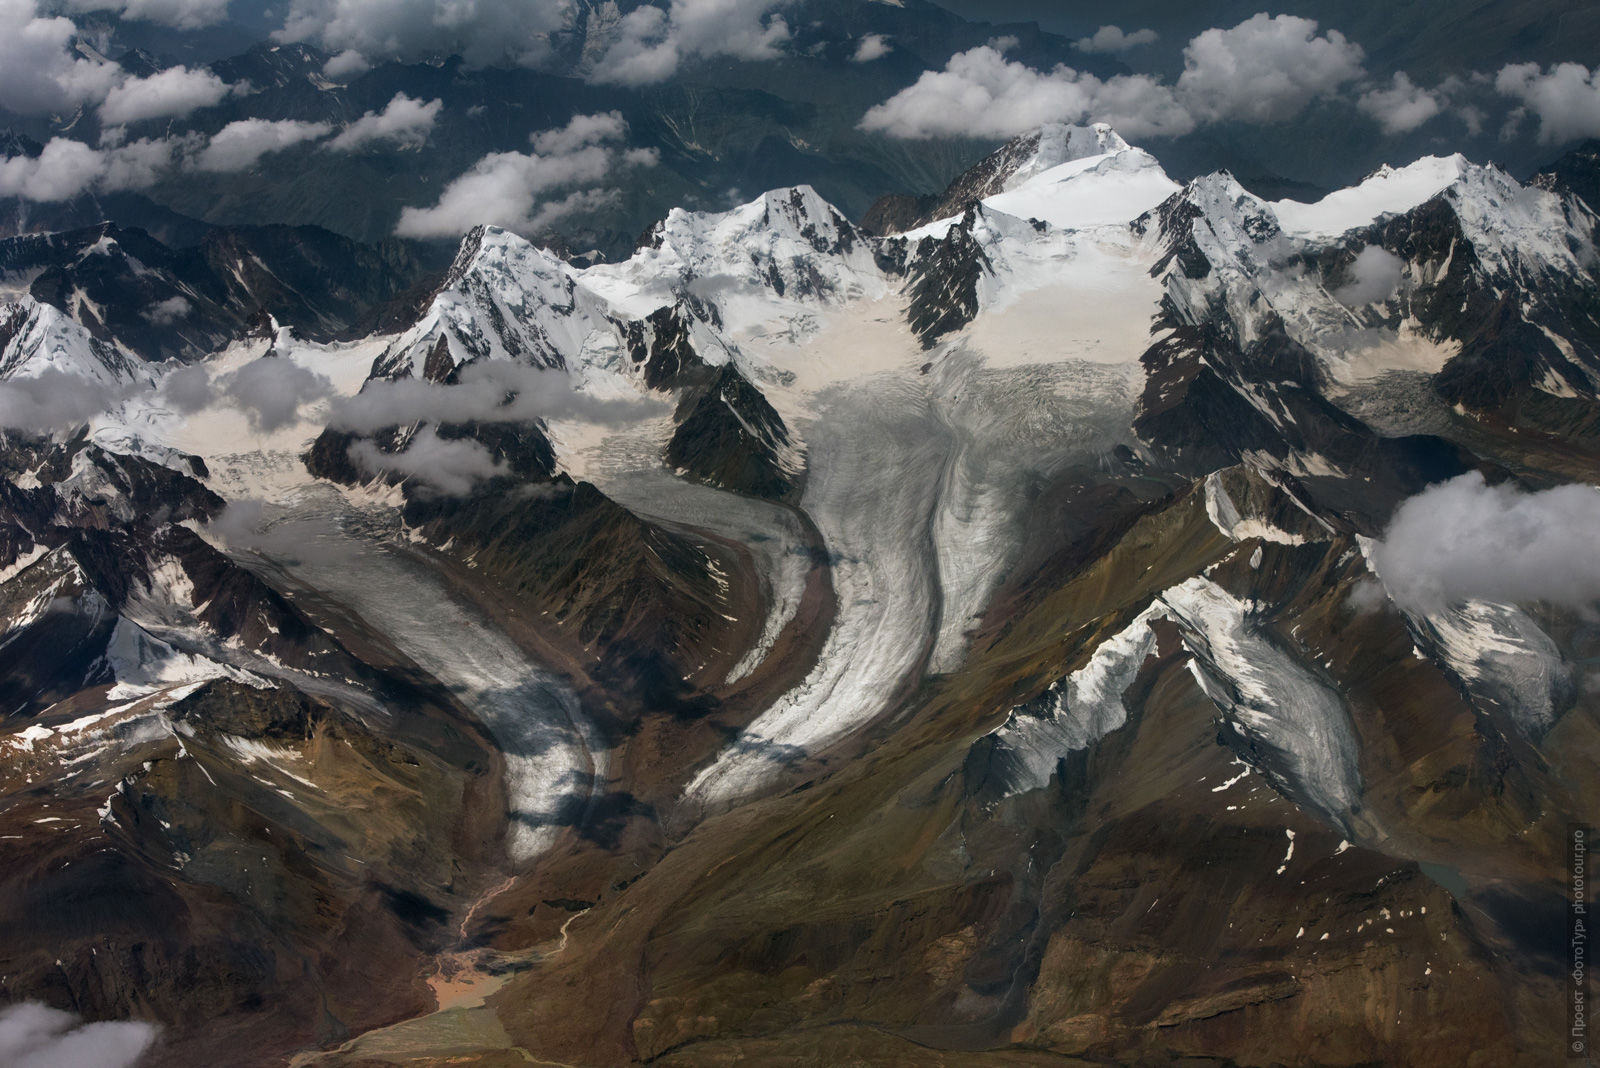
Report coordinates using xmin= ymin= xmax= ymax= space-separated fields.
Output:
xmin=0 ymin=135 xmax=194 ymax=201
xmin=194 ymin=118 xmax=335 ymax=172
xmin=1074 ymin=25 xmax=1158 ymax=54
xmin=1369 ymin=473 xmax=1600 ymax=614
xmin=0 ymin=1001 xmax=157 ymax=1068
xmin=327 ymin=93 xmax=443 ymax=151
xmin=328 ymin=359 xmax=664 ymax=433
xmin=349 ymin=425 xmax=509 ymax=496
xmin=98 ymin=65 xmax=233 ymax=125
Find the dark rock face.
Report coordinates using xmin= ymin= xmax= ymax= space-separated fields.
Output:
xmin=919 ymin=127 xmax=1050 ymax=222
xmin=302 ymin=427 xmax=367 ymax=486
xmin=0 ymin=440 xmax=505 ymax=1066
xmin=0 ymin=188 xmax=215 ymax=248
xmin=396 ymin=476 xmax=742 ymax=686
xmin=1128 ymin=316 xmax=1472 ymax=530
xmin=0 ymin=437 xmax=379 ymax=712
xmin=1354 ymin=196 xmax=1600 ymax=416
xmin=624 ymin=302 xmax=715 ymax=391
xmin=666 ymin=363 xmax=799 ymax=502
xmin=438 ymin=419 xmax=560 ymax=482
xmin=0 ymin=672 xmax=498 ymax=1066
xmin=859 ymin=192 xmax=940 ymax=237
xmin=196 ymin=224 xmax=429 ymax=340
xmin=905 ymin=206 xmax=991 ymax=348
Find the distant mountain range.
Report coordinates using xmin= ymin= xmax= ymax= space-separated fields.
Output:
xmin=3 ymin=0 xmax=1594 ymax=266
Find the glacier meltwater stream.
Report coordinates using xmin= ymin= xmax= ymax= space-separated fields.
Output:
xmin=232 ymin=484 xmax=602 ymax=861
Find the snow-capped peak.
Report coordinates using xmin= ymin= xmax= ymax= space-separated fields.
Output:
xmin=1442 ymin=160 xmax=1598 ymax=278
xmin=377 ymin=225 xmax=615 ymax=379
xmin=1271 ymin=154 xmax=1471 ymax=241
xmin=750 ymin=185 xmax=860 ymax=249
xmin=582 ymin=184 xmax=891 ymax=335
xmin=980 ymin=141 xmax=1178 ymax=232
xmin=442 ymin=224 xmax=575 ymax=296
xmin=1002 ymin=122 xmax=1133 ymax=192
xmin=911 ymin=123 xmax=1158 ymax=234
xmin=0 ymin=296 xmax=152 ymax=388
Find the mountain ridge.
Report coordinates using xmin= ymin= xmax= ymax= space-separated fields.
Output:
xmin=0 ymin=121 xmax=1595 ymax=1066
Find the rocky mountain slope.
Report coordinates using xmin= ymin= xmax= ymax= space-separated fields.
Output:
xmin=0 ymin=123 xmax=1596 ymax=1066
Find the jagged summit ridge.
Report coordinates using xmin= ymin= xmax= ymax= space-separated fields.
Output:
xmin=375 ymin=225 xmax=615 ymax=380
xmin=869 ymin=122 xmax=1173 ymax=236
xmin=949 ymin=121 xmax=1134 ymax=206
xmin=585 ymin=183 xmax=893 ymax=331
xmin=0 ymin=296 xmax=151 ymax=389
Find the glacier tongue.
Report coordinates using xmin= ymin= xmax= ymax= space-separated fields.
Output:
xmin=1159 ymin=577 xmax=1360 ymax=826
xmin=682 ymin=279 xmax=1152 ymax=806
xmin=685 ymin=372 xmax=950 ymax=805
xmin=1406 ymin=599 xmax=1571 ymax=738
xmin=223 ymin=488 xmax=603 ymax=862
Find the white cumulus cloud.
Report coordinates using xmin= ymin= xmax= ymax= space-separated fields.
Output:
xmin=99 ymin=65 xmax=233 ymax=125
xmin=861 ymin=15 xmax=1371 ymax=141
xmin=63 ymin=0 xmax=229 ymax=29
xmin=327 ymin=92 xmax=442 ymax=151
xmin=0 ymin=134 xmax=193 ymax=200
xmin=0 ymin=1002 xmax=157 ymax=1068
xmin=194 ymin=118 xmax=334 ymax=172
xmin=1074 ymin=25 xmax=1158 ymax=54
xmin=1176 ymin=14 xmax=1366 ymax=124
xmin=1357 ymin=72 xmax=1445 ymax=135
xmin=322 ymin=49 xmax=371 ymax=80
xmin=851 ymin=33 xmax=890 ymax=63
xmin=395 ymin=112 xmax=656 ymax=238
xmin=274 ymin=0 xmax=569 ymax=68
xmin=588 ymin=0 xmax=791 ymax=86
xmin=1370 ymin=472 xmax=1600 ymax=614
xmin=0 ymin=0 xmax=120 ymax=116
xmin=1495 ymin=63 xmax=1600 ymax=144
xmin=529 ymin=109 xmax=627 ymax=154
xmin=858 ymin=41 xmax=1193 ymax=140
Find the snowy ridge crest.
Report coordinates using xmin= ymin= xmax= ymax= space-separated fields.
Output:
xmin=0 ymin=296 xmax=153 ymax=388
